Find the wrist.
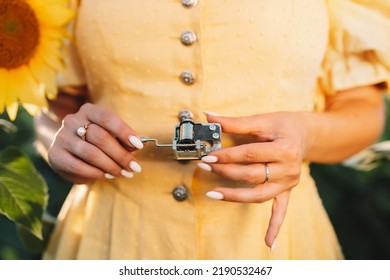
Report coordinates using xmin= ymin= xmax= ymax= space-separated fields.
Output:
xmin=294 ymin=111 xmax=319 ymax=161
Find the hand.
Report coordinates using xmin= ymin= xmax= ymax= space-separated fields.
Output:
xmin=48 ymin=103 xmax=144 ymax=184
xmin=199 ymin=112 xmax=311 ymax=249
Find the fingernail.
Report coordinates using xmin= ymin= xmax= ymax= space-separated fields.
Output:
xmin=206 ymin=191 xmax=224 ymax=200
xmin=129 ymin=136 xmax=144 ymax=149
xmin=104 ymin=173 xmax=115 ymax=179
xmin=202 ymin=155 xmax=218 ymax=163
xmin=120 ymin=169 xmax=134 ymax=178
xmin=130 ymin=161 xmax=142 ymax=173
xmin=197 ymin=162 xmax=212 ymax=172
xmin=270 ymin=239 xmax=277 ymax=253
xmin=203 ymin=111 xmax=220 ymax=116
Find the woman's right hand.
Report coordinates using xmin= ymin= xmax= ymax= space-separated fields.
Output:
xmin=48 ymin=103 xmax=144 ymax=184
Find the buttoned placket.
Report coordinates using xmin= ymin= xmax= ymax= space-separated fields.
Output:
xmin=179 ymin=0 xmax=199 ymax=87
xmin=171 ymin=0 xmax=202 ymax=204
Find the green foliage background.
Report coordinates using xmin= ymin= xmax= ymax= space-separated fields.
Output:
xmin=0 ymin=108 xmax=71 ymax=260
xmin=0 ymin=103 xmax=389 ymax=260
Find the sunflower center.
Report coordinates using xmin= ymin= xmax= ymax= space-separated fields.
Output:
xmin=0 ymin=0 xmax=40 ymax=69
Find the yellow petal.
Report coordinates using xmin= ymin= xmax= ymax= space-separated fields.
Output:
xmin=41 ymin=26 xmax=68 ymax=40
xmin=38 ymin=38 xmax=64 ymax=71
xmin=29 ymin=54 xmax=57 ymax=96
xmin=9 ymin=66 xmax=46 ymax=108
xmin=6 ymin=102 xmax=19 ymax=121
xmin=23 ymin=104 xmax=41 ymax=116
xmin=4 ymin=70 xmax=18 ymax=110
xmin=28 ymin=0 xmax=75 ymax=27
xmin=0 ymin=68 xmax=7 ymax=114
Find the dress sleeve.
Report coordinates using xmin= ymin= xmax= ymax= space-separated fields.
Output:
xmin=317 ymin=0 xmax=390 ymax=108
xmin=56 ymin=0 xmax=86 ymax=92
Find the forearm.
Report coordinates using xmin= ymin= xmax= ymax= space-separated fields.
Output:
xmin=303 ymin=85 xmax=386 ymax=163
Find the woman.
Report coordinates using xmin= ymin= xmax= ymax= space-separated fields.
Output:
xmin=36 ymin=0 xmax=389 ymax=259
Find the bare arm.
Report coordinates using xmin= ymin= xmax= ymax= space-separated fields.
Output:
xmin=201 ymin=85 xmax=386 ymax=248
xmin=205 ymin=85 xmax=385 ymax=164
xmin=304 ymin=85 xmax=385 ymax=163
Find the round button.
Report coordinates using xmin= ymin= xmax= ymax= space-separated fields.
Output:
xmin=178 ymin=109 xmax=194 ymax=121
xmin=182 ymin=0 xmax=198 ymax=8
xmin=181 ymin=31 xmax=197 ymax=46
xmin=180 ymin=71 xmax=195 ymax=85
xmin=172 ymin=185 xmax=188 ymax=201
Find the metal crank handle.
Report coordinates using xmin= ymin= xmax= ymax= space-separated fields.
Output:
xmin=139 ymin=137 xmax=173 ymax=148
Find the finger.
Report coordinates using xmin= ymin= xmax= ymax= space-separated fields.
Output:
xmin=48 ymin=149 xmax=106 ymax=183
xmin=205 ymin=113 xmax=270 ymax=136
xmin=200 ymin=162 xmax=278 ymax=185
xmin=65 ymin=136 xmax=127 ymax=178
xmin=265 ymin=191 xmax=290 ymax=248
xmin=204 ymin=141 xmax=286 ymax=164
xmin=79 ymin=103 xmax=144 ymax=149
xmin=85 ymin=123 xmax=141 ymax=173
xmin=210 ymin=182 xmax=283 ymax=203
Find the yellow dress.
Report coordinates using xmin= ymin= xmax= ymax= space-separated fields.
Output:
xmin=44 ymin=0 xmax=390 ymax=259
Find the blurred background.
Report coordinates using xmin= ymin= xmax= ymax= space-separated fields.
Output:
xmin=0 ymin=101 xmax=389 ymax=260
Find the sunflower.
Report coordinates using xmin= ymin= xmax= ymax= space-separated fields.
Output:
xmin=0 ymin=0 xmax=74 ymax=120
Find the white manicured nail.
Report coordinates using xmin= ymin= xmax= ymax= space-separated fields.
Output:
xmin=270 ymin=239 xmax=277 ymax=253
xmin=130 ymin=161 xmax=142 ymax=173
xmin=202 ymin=155 xmax=218 ymax=163
xmin=206 ymin=191 xmax=224 ymax=200
xmin=197 ymin=162 xmax=212 ymax=172
xmin=203 ymin=111 xmax=220 ymax=116
xmin=104 ymin=173 xmax=115 ymax=179
xmin=120 ymin=169 xmax=134 ymax=178
xmin=129 ymin=136 xmax=144 ymax=149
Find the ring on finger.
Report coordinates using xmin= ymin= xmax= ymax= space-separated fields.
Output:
xmin=76 ymin=122 xmax=91 ymax=141
xmin=262 ymin=163 xmax=270 ymax=184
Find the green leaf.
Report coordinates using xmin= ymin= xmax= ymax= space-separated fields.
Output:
xmin=0 ymin=147 xmax=48 ymax=240
xmin=17 ymin=216 xmax=55 ymax=253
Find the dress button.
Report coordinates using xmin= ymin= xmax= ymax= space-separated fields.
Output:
xmin=180 ymin=71 xmax=195 ymax=85
xmin=182 ymin=0 xmax=198 ymax=8
xmin=181 ymin=31 xmax=197 ymax=46
xmin=172 ymin=185 xmax=188 ymax=202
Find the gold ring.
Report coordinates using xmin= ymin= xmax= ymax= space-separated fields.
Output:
xmin=76 ymin=123 xmax=90 ymax=141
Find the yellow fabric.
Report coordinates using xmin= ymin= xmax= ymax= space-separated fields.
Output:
xmin=56 ymin=0 xmax=86 ymax=90
xmin=321 ymin=0 xmax=390 ymax=91
xmin=44 ymin=0 xmax=390 ymax=260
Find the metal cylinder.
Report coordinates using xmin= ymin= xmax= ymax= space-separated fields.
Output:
xmin=179 ymin=121 xmax=194 ymax=144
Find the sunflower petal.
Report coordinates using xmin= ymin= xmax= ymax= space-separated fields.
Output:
xmin=41 ymin=27 xmax=69 ymax=40
xmin=38 ymin=38 xmax=64 ymax=72
xmin=23 ymin=103 xmax=41 ymax=116
xmin=9 ymin=67 xmax=46 ymax=108
xmin=0 ymin=69 xmax=8 ymax=114
xmin=29 ymin=53 xmax=58 ymax=96
xmin=4 ymin=69 xmax=18 ymax=112
xmin=6 ymin=103 xmax=19 ymax=121
xmin=28 ymin=0 xmax=75 ymax=27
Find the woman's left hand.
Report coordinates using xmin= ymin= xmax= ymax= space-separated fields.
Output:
xmin=200 ymin=112 xmax=312 ymax=249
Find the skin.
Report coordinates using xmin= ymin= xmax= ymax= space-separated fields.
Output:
xmin=36 ymin=84 xmax=385 ymax=249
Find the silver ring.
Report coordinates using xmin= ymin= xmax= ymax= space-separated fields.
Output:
xmin=262 ymin=163 xmax=270 ymax=184
xmin=76 ymin=123 xmax=90 ymax=141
